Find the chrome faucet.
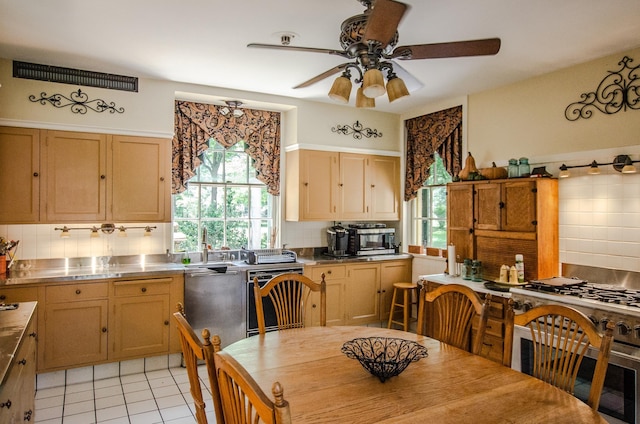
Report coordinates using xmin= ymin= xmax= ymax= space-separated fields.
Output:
xmin=202 ymin=227 xmax=208 ymax=263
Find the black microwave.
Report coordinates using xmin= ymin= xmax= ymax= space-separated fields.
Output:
xmin=347 ymin=227 xmax=396 ymax=256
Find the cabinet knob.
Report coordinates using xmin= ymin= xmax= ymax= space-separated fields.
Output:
xmin=18 ymin=358 xmax=27 ymax=365
xmin=141 ymin=287 xmax=147 ymax=293
xmin=75 ymin=289 xmax=81 ymax=295
xmin=0 ymin=399 xmax=12 ymax=409
xmin=0 ymin=295 xmax=5 ymax=301
xmin=304 ymin=182 xmax=309 ymax=187
xmin=102 ymin=327 xmax=108 ymax=333
xmin=164 ymin=320 xmax=170 ymax=326
xmin=312 ymin=304 xmax=317 ymax=308
xmin=371 ymin=184 xmax=375 ymax=188
xmin=499 ymin=201 xmax=505 ymax=208
xmin=160 ymin=177 xmax=165 ymax=181
xmin=33 ymin=172 xmax=39 ymax=177
xmin=24 ymin=409 xmax=33 ymax=421
xmin=29 ymin=332 xmax=37 ymax=338
xmin=100 ymin=175 xmax=106 ymax=179
xmin=327 ymin=270 xmax=332 ymax=274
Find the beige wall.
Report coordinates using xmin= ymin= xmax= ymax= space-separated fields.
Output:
xmin=467 ymin=47 xmax=640 ymax=168
xmin=0 ymin=57 xmax=401 ymax=259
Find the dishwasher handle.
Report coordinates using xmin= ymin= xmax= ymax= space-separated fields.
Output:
xmin=188 ymin=270 xmax=240 ymax=278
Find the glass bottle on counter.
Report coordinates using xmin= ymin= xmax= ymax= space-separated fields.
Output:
xmin=471 ymin=260 xmax=483 ymax=282
xmin=518 ymin=157 xmax=530 ymax=177
xmin=461 ymin=259 xmax=472 ymax=280
xmin=508 ymin=159 xmax=519 ymax=178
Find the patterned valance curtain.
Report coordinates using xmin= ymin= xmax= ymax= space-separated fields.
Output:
xmin=404 ymin=105 xmax=463 ymax=201
xmin=172 ymin=100 xmax=281 ymax=195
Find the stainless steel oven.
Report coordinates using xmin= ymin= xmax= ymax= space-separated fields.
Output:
xmin=510 ymin=264 xmax=640 ymax=424
xmin=246 ymin=265 xmax=304 ymax=337
xmin=511 ymin=324 xmax=640 ymax=424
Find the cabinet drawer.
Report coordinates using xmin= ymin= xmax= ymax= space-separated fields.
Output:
xmin=0 ymin=287 xmax=38 ymax=303
xmin=479 ymin=333 xmax=504 ymax=363
xmin=310 ymin=265 xmax=346 ymax=281
xmin=46 ymin=282 xmax=109 ymax=302
xmin=473 ymin=316 xmax=504 ymax=338
xmin=113 ymin=278 xmax=172 ymax=297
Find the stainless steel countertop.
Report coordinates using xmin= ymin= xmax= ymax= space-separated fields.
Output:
xmin=0 ymin=301 xmax=36 ymax=387
xmin=1 ymin=253 xmax=412 ymax=286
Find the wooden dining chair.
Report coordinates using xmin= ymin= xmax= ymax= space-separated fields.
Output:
xmin=173 ymin=304 xmax=224 ymax=424
xmin=254 ymin=272 xmax=326 ymax=334
xmin=214 ymin=349 xmax=292 ymax=424
xmin=504 ymin=304 xmax=614 ymax=410
xmin=416 ymin=284 xmax=491 ymax=355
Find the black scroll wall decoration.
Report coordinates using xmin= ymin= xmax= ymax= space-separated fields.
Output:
xmin=331 ymin=121 xmax=382 ymax=140
xmin=29 ymin=89 xmax=125 ymax=114
xmin=565 ymin=55 xmax=639 ymax=121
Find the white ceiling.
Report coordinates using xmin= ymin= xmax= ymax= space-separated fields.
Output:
xmin=1 ymin=0 xmax=640 ymax=114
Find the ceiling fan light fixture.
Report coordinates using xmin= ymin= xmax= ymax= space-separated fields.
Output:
xmin=328 ymin=74 xmax=353 ymax=103
xmin=356 ymin=86 xmax=375 ymax=108
xmin=386 ymin=75 xmax=409 ymax=103
xmin=362 ymin=68 xmax=385 ymax=98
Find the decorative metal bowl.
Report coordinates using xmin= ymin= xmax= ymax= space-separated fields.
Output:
xmin=341 ymin=337 xmax=428 ymax=382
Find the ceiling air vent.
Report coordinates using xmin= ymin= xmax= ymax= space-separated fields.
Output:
xmin=13 ymin=61 xmax=138 ymax=92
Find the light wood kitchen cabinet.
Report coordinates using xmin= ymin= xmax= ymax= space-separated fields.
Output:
xmin=285 ymin=149 xmax=339 ymax=221
xmin=0 ymin=286 xmax=38 ymax=304
xmin=447 ymin=178 xmax=558 ymax=281
xmin=369 ymin=155 xmax=401 ymax=221
xmin=43 ymin=130 xmax=108 ymax=222
xmin=42 ymin=282 xmax=109 ymax=370
xmin=111 ymin=135 xmax=169 ymax=222
xmin=285 ymin=149 xmax=400 ymax=221
xmin=305 ymin=259 xmax=411 ymax=327
xmin=36 ymin=273 xmax=183 ymax=372
xmin=110 ymin=277 xmax=172 ymax=360
xmin=0 ymin=302 xmax=37 ymax=424
xmin=0 ymin=126 xmax=170 ymax=224
xmin=446 ymin=183 xmax=475 ymax=262
xmin=379 ymin=259 xmax=412 ymax=319
xmin=0 ymin=127 xmax=40 ymax=223
xmin=346 ymin=262 xmax=381 ymax=325
xmin=305 ymin=264 xmax=346 ymax=326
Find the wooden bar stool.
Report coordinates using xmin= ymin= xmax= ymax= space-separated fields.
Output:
xmin=387 ymin=281 xmax=418 ymax=331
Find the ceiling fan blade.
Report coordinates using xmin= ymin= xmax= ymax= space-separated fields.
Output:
xmin=363 ymin=0 xmax=408 ymax=48
xmin=247 ymin=43 xmax=350 ymax=58
xmin=293 ymin=64 xmax=349 ymax=89
xmin=391 ymin=38 xmax=501 ymax=60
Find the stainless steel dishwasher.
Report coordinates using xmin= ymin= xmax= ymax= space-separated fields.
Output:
xmin=184 ymin=265 xmax=245 ymax=348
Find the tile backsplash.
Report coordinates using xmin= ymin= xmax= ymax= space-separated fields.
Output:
xmin=0 ymin=223 xmax=171 ymax=260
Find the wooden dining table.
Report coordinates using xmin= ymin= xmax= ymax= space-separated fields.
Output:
xmin=223 ymin=326 xmax=607 ymax=423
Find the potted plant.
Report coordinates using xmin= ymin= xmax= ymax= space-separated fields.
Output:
xmin=0 ymin=237 xmax=18 ymax=275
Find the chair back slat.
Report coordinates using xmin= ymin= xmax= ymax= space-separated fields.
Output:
xmin=504 ymin=303 xmax=615 ymax=410
xmin=173 ymin=304 xmax=223 ymax=424
xmin=417 ymin=284 xmax=490 ymax=355
xmin=255 ymin=272 xmax=326 ymax=334
xmin=215 ymin=350 xmax=291 ymax=424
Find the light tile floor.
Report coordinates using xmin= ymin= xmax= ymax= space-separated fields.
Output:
xmin=34 ymin=366 xmax=215 ymax=424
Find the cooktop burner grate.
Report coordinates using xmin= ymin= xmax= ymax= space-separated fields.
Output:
xmin=524 ymin=282 xmax=640 ymax=308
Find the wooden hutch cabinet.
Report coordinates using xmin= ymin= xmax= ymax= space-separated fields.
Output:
xmin=447 ymin=178 xmax=558 ymax=281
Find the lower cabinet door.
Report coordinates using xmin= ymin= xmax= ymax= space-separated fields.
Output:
xmin=111 ymin=294 xmax=170 ymax=359
xmin=43 ymin=300 xmax=109 ymax=370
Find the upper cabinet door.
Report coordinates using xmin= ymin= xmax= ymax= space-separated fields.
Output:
xmin=340 ymin=153 xmax=369 ymax=220
xmin=0 ymin=127 xmax=40 ymax=223
xmin=43 ymin=130 xmax=108 ymax=222
xmin=474 ymin=182 xmax=501 ymax=230
xmin=502 ymin=180 xmax=537 ymax=232
xmin=111 ymin=135 xmax=168 ymax=222
xmin=369 ymin=155 xmax=400 ymax=221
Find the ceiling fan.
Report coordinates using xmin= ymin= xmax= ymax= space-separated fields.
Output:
xmin=247 ymin=0 xmax=501 ymax=108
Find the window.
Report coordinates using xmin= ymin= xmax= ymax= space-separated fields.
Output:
xmin=411 ymin=153 xmax=452 ymax=249
xmin=172 ymin=140 xmax=275 ymax=252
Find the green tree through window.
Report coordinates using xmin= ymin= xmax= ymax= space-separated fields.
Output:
xmin=172 ymin=139 xmax=274 ymax=252
xmin=411 ymin=153 xmax=452 ymax=249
